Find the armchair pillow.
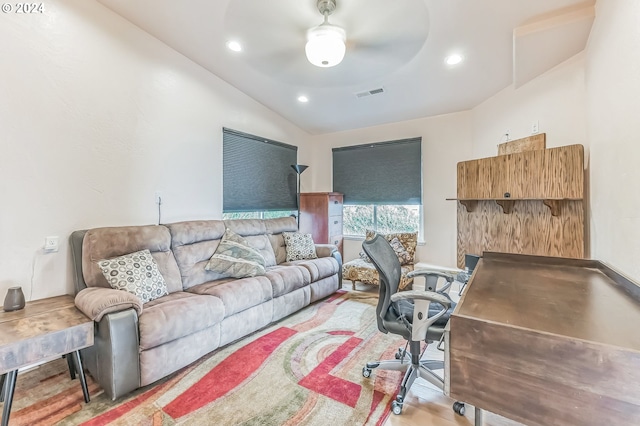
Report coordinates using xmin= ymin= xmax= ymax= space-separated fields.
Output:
xmin=283 ymin=232 xmax=318 ymax=262
xmin=97 ymin=249 xmax=169 ymax=304
xmin=362 ymin=230 xmax=418 ymax=266
xmin=205 ymin=228 xmax=266 ymax=278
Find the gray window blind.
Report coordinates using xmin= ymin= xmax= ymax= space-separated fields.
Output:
xmin=332 ymin=137 xmax=422 ymax=205
xmin=223 ymin=128 xmax=298 ymax=212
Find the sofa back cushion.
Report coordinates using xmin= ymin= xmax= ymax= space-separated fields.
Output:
xmin=82 ymin=225 xmax=183 ymax=294
xmin=168 ymin=218 xmax=296 ymax=290
xmin=265 ymin=217 xmax=298 ymax=264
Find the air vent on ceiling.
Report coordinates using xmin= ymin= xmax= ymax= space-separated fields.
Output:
xmin=355 ymin=87 xmax=385 ymax=98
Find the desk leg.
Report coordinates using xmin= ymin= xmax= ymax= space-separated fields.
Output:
xmin=72 ymin=351 xmax=90 ymax=403
xmin=1 ymin=370 xmax=18 ymax=426
xmin=474 ymin=407 xmax=483 ymax=426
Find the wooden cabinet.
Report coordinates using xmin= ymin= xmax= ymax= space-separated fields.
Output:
xmin=450 ymin=143 xmax=586 ymax=268
xmin=299 ymin=192 xmax=343 ymax=257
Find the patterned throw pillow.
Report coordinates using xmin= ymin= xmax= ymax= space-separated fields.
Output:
xmin=98 ymin=249 xmax=169 ymax=304
xmin=282 ymin=232 xmax=318 ymax=262
xmin=388 ymin=237 xmax=412 ymax=265
xmin=364 ymin=230 xmax=418 ymax=266
xmin=205 ymin=228 xmax=266 ymax=278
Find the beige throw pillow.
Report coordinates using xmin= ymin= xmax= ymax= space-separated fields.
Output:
xmin=205 ymin=228 xmax=266 ymax=278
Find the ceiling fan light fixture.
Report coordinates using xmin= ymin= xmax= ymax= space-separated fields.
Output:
xmin=305 ymin=23 xmax=346 ymax=67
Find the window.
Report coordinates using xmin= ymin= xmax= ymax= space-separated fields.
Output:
xmin=223 ymin=128 xmax=298 ymax=213
xmin=333 ymin=138 xmax=422 ymax=238
xmin=222 ymin=211 xmax=295 ymax=220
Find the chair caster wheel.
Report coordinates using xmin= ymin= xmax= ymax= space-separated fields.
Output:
xmin=391 ymin=400 xmax=403 ymax=415
xmin=362 ymin=367 xmax=372 ymax=378
xmin=453 ymin=401 xmax=465 ymax=416
xmin=395 ymin=349 xmax=403 ymax=360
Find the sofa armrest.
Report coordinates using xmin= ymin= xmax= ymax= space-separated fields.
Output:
xmin=80 ymin=309 xmax=141 ymax=400
xmin=75 ymin=287 xmax=143 ymax=322
xmin=315 ymin=243 xmax=339 ymax=259
xmin=315 ymin=244 xmax=342 ymax=287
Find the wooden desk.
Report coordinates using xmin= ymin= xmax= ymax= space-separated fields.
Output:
xmin=0 ymin=295 xmax=93 ymax=425
xmin=446 ymin=252 xmax=640 ymax=426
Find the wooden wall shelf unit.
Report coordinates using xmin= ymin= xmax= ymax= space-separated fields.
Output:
xmin=450 ymin=139 xmax=586 ymax=268
xmin=299 ymin=192 xmax=344 ymax=257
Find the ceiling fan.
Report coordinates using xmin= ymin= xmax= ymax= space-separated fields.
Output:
xmin=305 ymin=0 xmax=346 ymax=67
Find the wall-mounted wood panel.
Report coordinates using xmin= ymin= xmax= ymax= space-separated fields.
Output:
xmin=454 ymin=144 xmax=586 ymax=268
xmin=456 ymin=200 xmax=585 ymax=267
xmin=498 ymin=133 xmax=546 ymax=155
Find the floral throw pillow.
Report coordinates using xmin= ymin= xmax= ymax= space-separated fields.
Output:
xmin=364 ymin=229 xmax=418 ymax=266
xmin=205 ymin=228 xmax=266 ymax=279
xmin=283 ymin=232 xmax=318 ymax=262
xmin=98 ymin=249 xmax=168 ymax=304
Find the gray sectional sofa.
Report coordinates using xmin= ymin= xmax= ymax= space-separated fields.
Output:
xmin=70 ymin=217 xmax=342 ymax=400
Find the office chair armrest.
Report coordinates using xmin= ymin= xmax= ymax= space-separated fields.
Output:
xmin=391 ymin=290 xmax=451 ymax=341
xmin=406 ymin=270 xmax=457 ymax=293
xmin=390 ymin=290 xmax=451 ymax=310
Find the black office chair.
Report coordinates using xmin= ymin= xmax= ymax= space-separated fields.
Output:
xmin=361 ymin=234 xmax=465 ymax=416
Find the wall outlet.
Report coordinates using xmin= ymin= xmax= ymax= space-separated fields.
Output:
xmin=532 ymin=120 xmax=539 ymax=134
xmin=44 ymin=236 xmax=59 ymax=252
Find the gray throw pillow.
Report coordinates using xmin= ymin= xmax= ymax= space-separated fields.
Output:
xmin=283 ymin=232 xmax=318 ymax=262
xmin=205 ymin=228 xmax=266 ymax=278
xmin=97 ymin=249 xmax=169 ymax=304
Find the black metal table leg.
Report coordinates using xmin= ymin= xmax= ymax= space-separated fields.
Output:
xmin=72 ymin=351 xmax=90 ymax=403
xmin=65 ymin=354 xmax=77 ymax=380
xmin=1 ymin=370 xmax=18 ymax=426
xmin=0 ymin=373 xmax=5 ymax=402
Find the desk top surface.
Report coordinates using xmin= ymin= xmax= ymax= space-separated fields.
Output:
xmin=455 ymin=252 xmax=640 ymax=351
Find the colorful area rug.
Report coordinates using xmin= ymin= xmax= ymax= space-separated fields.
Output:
xmin=7 ymin=290 xmax=406 ymax=425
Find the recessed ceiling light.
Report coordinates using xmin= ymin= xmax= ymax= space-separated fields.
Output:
xmin=445 ymin=54 xmax=463 ymax=65
xmin=297 ymin=95 xmax=309 ymax=103
xmin=227 ymin=41 xmax=242 ymax=52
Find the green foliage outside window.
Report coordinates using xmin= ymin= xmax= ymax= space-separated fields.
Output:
xmin=222 ymin=211 xmax=295 ymax=220
xmin=343 ymin=205 xmax=420 ymax=237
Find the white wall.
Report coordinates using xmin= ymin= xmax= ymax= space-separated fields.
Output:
xmin=586 ymin=0 xmax=640 ymax=280
xmin=311 ymin=111 xmax=473 ymax=268
xmin=471 ymin=52 xmax=588 ymax=159
xmin=0 ymin=0 xmax=311 ymax=299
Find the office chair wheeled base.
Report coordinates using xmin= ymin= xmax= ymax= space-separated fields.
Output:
xmin=362 ymin=341 xmax=465 ymax=416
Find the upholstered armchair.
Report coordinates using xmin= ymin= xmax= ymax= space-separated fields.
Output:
xmin=342 ymin=230 xmax=417 ymax=290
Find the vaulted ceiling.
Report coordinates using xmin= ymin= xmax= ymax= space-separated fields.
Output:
xmin=96 ymin=0 xmax=595 ymax=134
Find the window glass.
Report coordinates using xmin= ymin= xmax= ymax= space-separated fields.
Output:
xmin=343 ymin=205 xmax=420 ymax=237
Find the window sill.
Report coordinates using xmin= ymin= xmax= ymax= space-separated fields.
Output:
xmin=344 ymin=235 xmax=425 ymax=245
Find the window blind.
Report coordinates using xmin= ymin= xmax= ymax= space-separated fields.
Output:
xmin=332 ymin=137 xmax=422 ymax=205
xmin=223 ymin=128 xmax=298 ymax=212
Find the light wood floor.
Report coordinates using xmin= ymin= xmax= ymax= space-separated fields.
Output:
xmin=342 ymin=281 xmax=524 ymax=426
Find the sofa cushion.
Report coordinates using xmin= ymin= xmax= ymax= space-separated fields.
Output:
xmin=98 ymin=249 xmax=169 ymax=303
xmin=265 ymin=264 xmax=312 ymax=298
xmin=82 ymin=225 xmax=183 ymax=293
xmin=283 ymin=232 xmax=318 ymax=261
xmin=284 ymin=257 xmax=340 ymax=283
xmin=139 ymin=292 xmax=225 ymax=350
xmin=265 ymin=217 xmax=298 ymax=264
xmin=205 ymin=229 xmax=266 ymax=278
xmin=186 ymin=275 xmax=273 ymax=318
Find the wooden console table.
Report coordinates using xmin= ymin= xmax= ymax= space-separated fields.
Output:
xmin=445 ymin=252 xmax=640 ymax=426
xmin=0 ymin=295 xmax=93 ymax=425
